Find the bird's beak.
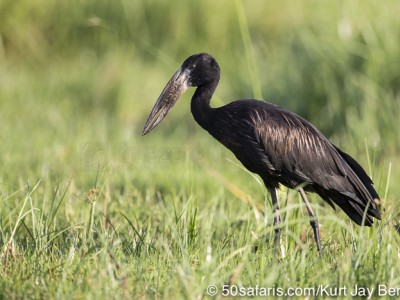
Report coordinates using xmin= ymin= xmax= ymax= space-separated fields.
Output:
xmin=142 ymin=68 xmax=190 ymax=135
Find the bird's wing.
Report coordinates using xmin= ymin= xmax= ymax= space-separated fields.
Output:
xmin=251 ymin=105 xmax=376 ymax=204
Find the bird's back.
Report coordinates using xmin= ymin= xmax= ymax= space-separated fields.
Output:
xmin=208 ymin=99 xmax=381 ymax=226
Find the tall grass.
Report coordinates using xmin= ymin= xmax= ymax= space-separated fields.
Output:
xmin=0 ymin=0 xmax=399 ymax=298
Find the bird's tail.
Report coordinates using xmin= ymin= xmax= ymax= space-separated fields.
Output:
xmin=320 ymin=189 xmax=380 ymax=226
xmin=323 ymin=146 xmax=381 ymax=226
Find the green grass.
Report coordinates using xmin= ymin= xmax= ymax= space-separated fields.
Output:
xmin=1 ymin=0 xmax=400 ymax=298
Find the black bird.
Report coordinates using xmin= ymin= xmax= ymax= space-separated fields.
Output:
xmin=143 ymin=53 xmax=381 ymax=254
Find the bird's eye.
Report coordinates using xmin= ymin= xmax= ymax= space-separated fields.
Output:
xmin=192 ymin=64 xmax=196 ymax=69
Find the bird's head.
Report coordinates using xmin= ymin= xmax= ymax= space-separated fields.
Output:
xmin=142 ymin=53 xmax=219 ymax=135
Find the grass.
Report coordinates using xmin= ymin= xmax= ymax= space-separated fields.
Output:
xmin=1 ymin=0 xmax=400 ymax=298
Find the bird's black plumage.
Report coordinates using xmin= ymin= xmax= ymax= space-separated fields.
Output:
xmin=143 ymin=53 xmax=381 ymax=253
xmin=208 ymin=99 xmax=380 ymax=225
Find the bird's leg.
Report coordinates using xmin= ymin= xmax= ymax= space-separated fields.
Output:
xmin=268 ymin=188 xmax=282 ymax=249
xmin=299 ymin=188 xmax=322 ymax=255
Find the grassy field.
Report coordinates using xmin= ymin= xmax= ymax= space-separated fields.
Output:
xmin=1 ymin=0 xmax=400 ymax=298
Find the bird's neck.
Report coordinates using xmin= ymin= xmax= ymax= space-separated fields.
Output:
xmin=190 ymin=84 xmax=216 ymax=130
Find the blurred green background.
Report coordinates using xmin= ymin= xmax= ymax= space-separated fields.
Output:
xmin=1 ymin=0 xmax=398 ymax=194
xmin=0 ymin=0 xmax=399 ymax=298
